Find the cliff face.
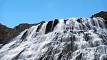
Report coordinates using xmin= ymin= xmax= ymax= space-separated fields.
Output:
xmin=0 ymin=11 xmax=107 ymax=44
xmin=91 ymin=11 xmax=107 ymax=26
xmin=0 ymin=23 xmax=12 ymax=44
xmin=0 ymin=21 xmax=45 ymax=44
xmin=0 ymin=17 xmax=107 ymax=60
xmin=0 ymin=23 xmax=34 ymax=44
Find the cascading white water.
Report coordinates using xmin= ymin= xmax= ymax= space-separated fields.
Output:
xmin=0 ymin=17 xmax=107 ymax=60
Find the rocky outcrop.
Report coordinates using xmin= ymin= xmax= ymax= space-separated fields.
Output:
xmin=0 ymin=16 xmax=107 ymax=60
xmin=0 ymin=23 xmax=39 ymax=44
xmin=45 ymin=19 xmax=59 ymax=34
xmin=13 ymin=23 xmax=37 ymax=35
xmin=0 ymin=11 xmax=107 ymax=44
xmin=91 ymin=11 xmax=107 ymax=26
xmin=0 ymin=23 xmax=13 ymax=44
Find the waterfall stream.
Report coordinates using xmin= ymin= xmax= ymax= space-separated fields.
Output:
xmin=0 ymin=17 xmax=107 ymax=60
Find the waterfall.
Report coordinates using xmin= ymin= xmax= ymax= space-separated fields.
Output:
xmin=0 ymin=17 xmax=107 ymax=60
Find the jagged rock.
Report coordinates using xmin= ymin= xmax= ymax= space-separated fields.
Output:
xmin=0 ymin=23 xmax=38 ymax=44
xmin=64 ymin=20 xmax=67 ymax=24
xmin=91 ymin=11 xmax=107 ymax=26
xmin=0 ymin=11 xmax=107 ymax=44
xmin=77 ymin=18 xmax=82 ymax=23
xmin=36 ymin=21 xmax=45 ymax=32
xmin=0 ymin=16 xmax=107 ymax=60
xmin=0 ymin=11 xmax=107 ymax=60
xmin=52 ymin=19 xmax=59 ymax=31
xmin=45 ymin=21 xmax=53 ymax=34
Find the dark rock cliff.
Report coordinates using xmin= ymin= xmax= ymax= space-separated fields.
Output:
xmin=91 ymin=11 xmax=107 ymax=26
xmin=0 ymin=11 xmax=107 ymax=44
xmin=0 ymin=23 xmax=37 ymax=44
xmin=0 ymin=23 xmax=13 ymax=44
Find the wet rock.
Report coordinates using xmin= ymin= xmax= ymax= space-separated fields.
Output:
xmin=84 ymin=33 xmax=90 ymax=41
xmin=45 ymin=21 xmax=53 ymax=34
xmin=77 ymin=18 xmax=82 ymax=23
xmin=85 ymin=23 xmax=91 ymax=30
xmin=91 ymin=11 xmax=107 ymax=27
xmin=75 ymin=53 xmax=82 ymax=60
xmin=52 ymin=19 xmax=59 ymax=31
xmin=0 ymin=23 xmax=39 ymax=44
xmin=64 ymin=19 xmax=67 ymax=24
xmin=12 ymin=49 xmax=25 ymax=60
xmin=57 ymin=53 xmax=63 ymax=60
xmin=21 ymin=31 xmax=28 ymax=40
xmin=36 ymin=21 xmax=45 ymax=32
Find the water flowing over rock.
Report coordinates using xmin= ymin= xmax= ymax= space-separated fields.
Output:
xmin=0 ymin=17 xmax=107 ymax=60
